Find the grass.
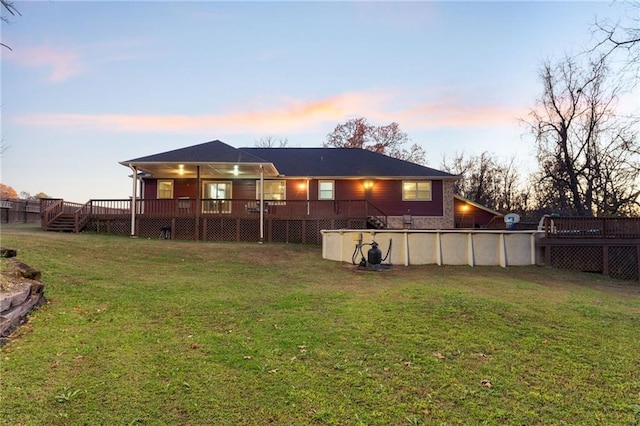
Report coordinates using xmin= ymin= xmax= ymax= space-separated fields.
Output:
xmin=1 ymin=224 xmax=639 ymax=425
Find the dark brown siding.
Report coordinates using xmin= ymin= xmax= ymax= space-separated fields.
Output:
xmin=335 ymin=179 xmax=366 ymax=200
xmin=232 ymin=179 xmax=255 ymax=199
xmin=286 ymin=179 xmax=309 ymax=201
xmin=144 ymin=179 xmax=157 ymax=199
xmin=367 ymin=180 xmax=444 ymax=216
xmin=142 ymin=177 xmax=446 ymax=217
xmin=454 ymin=198 xmax=501 ymax=228
xmin=174 ymin=179 xmax=198 ymax=198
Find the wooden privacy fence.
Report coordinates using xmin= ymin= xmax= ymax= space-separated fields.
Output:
xmin=0 ymin=199 xmax=41 ymax=224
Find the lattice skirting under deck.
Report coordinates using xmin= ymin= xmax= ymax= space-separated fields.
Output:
xmin=86 ymin=217 xmax=366 ymax=245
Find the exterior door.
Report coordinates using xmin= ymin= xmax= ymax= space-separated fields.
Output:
xmin=202 ymin=181 xmax=232 ymax=213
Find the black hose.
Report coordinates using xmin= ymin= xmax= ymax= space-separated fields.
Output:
xmin=382 ymin=239 xmax=392 ymax=263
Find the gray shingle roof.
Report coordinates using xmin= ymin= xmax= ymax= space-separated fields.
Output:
xmin=122 ymin=140 xmax=457 ymax=179
xmin=123 ymin=140 xmax=266 ymax=164
xmin=241 ymin=147 xmax=456 ymax=178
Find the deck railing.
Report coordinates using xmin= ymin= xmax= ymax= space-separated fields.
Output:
xmin=542 ymin=216 xmax=640 ymax=239
xmin=41 ymin=198 xmax=90 ymax=231
xmin=87 ymin=198 xmax=386 ymax=221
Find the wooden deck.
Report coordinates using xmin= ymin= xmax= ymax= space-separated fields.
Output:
xmin=538 ymin=216 xmax=640 ymax=282
xmin=40 ymin=198 xmax=387 ymax=244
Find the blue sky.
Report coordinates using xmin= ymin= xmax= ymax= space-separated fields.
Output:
xmin=1 ymin=1 xmax=638 ymax=201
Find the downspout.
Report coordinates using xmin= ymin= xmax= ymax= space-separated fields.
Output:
xmin=259 ymin=164 xmax=264 ymax=243
xmin=129 ymin=165 xmax=138 ymax=237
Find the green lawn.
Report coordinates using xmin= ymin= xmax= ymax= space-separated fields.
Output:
xmin=1 ymin=224 xmax=639 ymax=425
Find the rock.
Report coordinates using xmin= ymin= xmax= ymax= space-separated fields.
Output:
xmin=0 ymin=247 xmax=17 ymax=258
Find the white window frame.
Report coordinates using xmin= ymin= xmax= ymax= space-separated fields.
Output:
xmin=402 ymin=180 xmax=432 ymax=201
xmin=318 ymin=180 xmax=335 ymax=200
xmin=157 ymin=179 xmax=174 ymax=199
xmin=257 ymin=180 xmax=286 ymax=204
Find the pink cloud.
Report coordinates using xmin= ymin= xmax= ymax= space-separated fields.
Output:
xmin=395 ymin=101 xmax=527 ymax=130
xmin=11 ymin=91 xmax=526 ymax=135
xmin=8 ymin=45 xmax=84 ymax=83
xmin=11 ymin=92 xmax=389 ymax=134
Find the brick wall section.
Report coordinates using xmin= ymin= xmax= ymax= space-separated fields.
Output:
xmin=387 ymin=180 xmax=455 ymax=229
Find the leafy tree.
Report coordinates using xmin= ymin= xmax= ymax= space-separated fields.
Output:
xmin=0 ymin=183 xmax=18 ymax=199
xmin=19 ymin=191 xmax=50 ymax=200
xmin=524 ymin=53 xmax=640 ymax=216
xmin=326 ymin=117 xmax=427 ymax=165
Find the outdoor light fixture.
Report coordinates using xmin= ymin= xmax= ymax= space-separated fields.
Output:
xmin=178 ymin=164 xmax=185 ymax=175
xmin=363 ymin=180 xmax=374 ymax=190
xmin=233 ymin=165 xmax=239 ymax=176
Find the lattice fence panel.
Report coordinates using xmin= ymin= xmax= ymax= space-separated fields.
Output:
xmin=239 ymin=219 xmax=260 ymax=242
xmin=204 ymin=218 xmax=224 ymax=241
xmin=174 ymin=218 xmax=196 ymax=240
xmin=287 ymin=220 xmax=303 ymax=243
xmin=608 ymin=246 xmax=639 ymax=281
xmin=270 ymin=220 xmax=288 ymax=243
xmin=348 ymin=219 xmax=367 ymax=229
xmin=221 ymin=218 xmax=239 ymax=241
xmin=87 ymin=219 xmax=132 ymax=235
xmin=138 ymin=219 xmax=172 ymax=238
xmin=109 ymin=220 xmax=131 ymax=236
xmin=305 ymin=221 xmax=321 ymax=245
xmin=270 ymin=219 xmax=304 ymax=243
xmin=550 ymin=246 xmax=603 ymax=272
xmin=332 ymin=219 xmax=349 ymax=229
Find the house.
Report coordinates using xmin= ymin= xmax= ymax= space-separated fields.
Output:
xmin=42 ymin=140 xmax=461 ymax=243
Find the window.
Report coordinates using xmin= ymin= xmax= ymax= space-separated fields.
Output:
xmin=402 ymin=181 xmax=432 ymax=201
xmin=318 ymin=180 xmax=334 ymax=200
xmin=157 ymin=180 xmax=174 ymax=199
xmin=202 ymin=181 xmax=232 ymax=214
xmin=257 ymin=180 xmax=286 ymax=201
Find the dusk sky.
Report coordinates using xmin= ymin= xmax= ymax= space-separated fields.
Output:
xmin=1 ymin=1 xmax=638 ymax=202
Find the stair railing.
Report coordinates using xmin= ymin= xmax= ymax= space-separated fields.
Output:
xmin=73 ymin=201 xmax=92 ymax=233
xmin=365 ymin=201 xmax=388 ymax=228
xmin=41 ymin=198 xmax=64 ymax=230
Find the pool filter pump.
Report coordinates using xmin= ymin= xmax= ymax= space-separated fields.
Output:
xmin=353 ymin=238 xmax=392 ymax=271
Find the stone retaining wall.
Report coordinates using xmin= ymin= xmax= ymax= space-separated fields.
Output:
xmin=0 ymin=248 xmax=47 ymax=346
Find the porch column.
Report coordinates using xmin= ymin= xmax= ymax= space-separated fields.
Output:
xmin=306 ymin=178 xmax=310 ymax=216
xmin=129 ymin=165 xmax=138 ymax=237
xmin=259 ymin=164 xmax=264 ymax=243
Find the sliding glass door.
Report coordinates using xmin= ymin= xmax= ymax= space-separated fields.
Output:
xmin=202 ymin=181 xmax=232 ymax=213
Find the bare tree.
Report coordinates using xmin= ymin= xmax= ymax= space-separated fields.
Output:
xmin=254 ymin=135 xmax=289 ymax=148
xmin=524 ymin=54 xmax=640 ymax=216
xmin=441 ymin=151 xmax=522 ymax=212
xmin=326 ymin=117 xmax=427 ymax=165
xmin=1 ymin=0 xmax=21 ymax=50
xmin=593 ymin=2 xmax=640 ymax=84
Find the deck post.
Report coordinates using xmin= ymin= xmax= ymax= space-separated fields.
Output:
xmin=129 ymin=166 xmax=138 ymax=237
xmin=259 ymin=165 xmax=264 ymax=243
xmin=195 ymin=165 xmax=201 ymax=240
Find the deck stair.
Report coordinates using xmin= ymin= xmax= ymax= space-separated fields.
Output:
xmin=367 ymin=216 xmax=386 ymax=229
xmin=47 ymin=214 xmax=82 ymax=232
